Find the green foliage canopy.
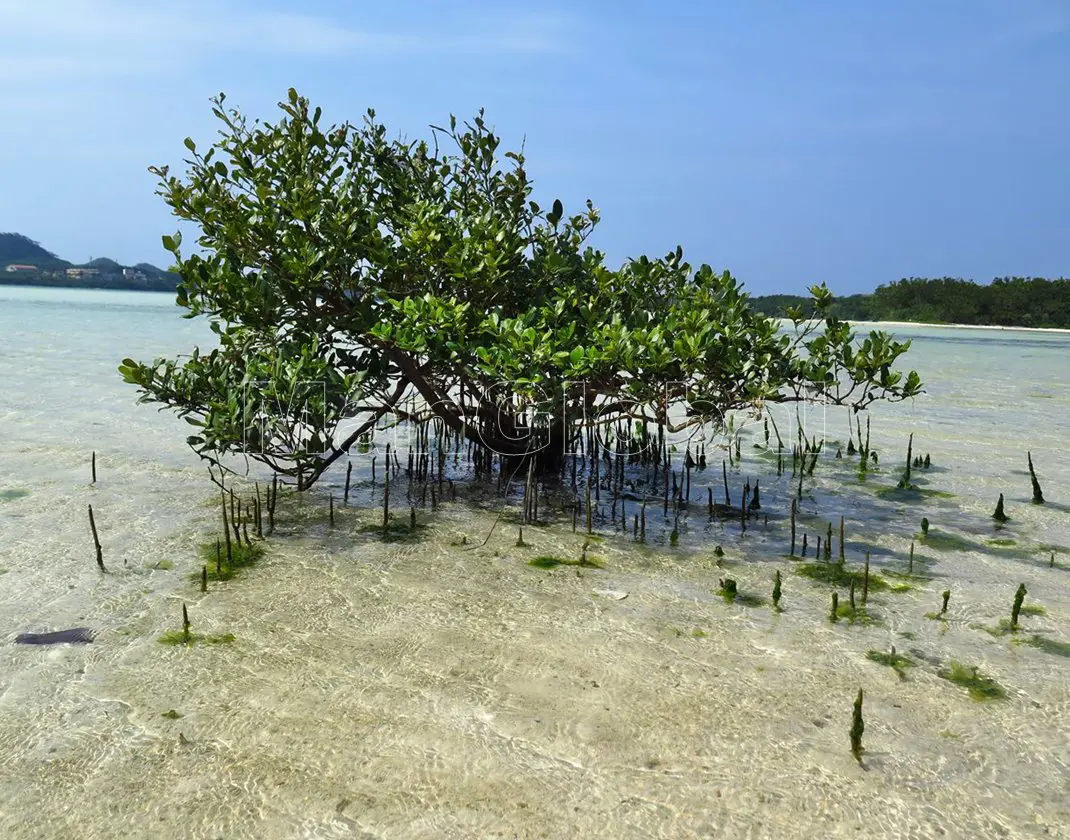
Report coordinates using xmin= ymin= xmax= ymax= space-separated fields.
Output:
xmin=120 ymin=90 xmax=920 ymax=489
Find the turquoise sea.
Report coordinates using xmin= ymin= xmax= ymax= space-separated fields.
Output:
xmin=1 ymin=285 xmax=1068 ymax=839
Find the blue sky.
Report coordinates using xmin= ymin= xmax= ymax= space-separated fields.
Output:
xmin=0 ymin=0 xmax=1066 ymax=295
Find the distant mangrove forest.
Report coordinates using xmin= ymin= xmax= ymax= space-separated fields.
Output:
xmin=752 ymin=276 xmax=1070 ymax=329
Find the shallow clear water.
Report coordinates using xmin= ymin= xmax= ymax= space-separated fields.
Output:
xmin=1 ymin=286 xmax=1068 ymax=839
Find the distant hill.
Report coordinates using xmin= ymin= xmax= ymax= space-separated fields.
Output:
xmin=85 ymin=257 xmax=123 ymax=271
xmin=0 ymin=232 xmax=179 ymax=292
xmin=134 ymin=262 xmax=169 ymax=275
xmin=0 ymin=233 xmax=71 ymax=269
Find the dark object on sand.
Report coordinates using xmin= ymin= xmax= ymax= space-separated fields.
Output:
xmin=993 ymin=493 xmax=1008 ymax=522
xmin=850 ymin=689 xmax=865 ymax=762
xmin=1027 ymin=452 xmax=1045 ymax=504
xmin=15 ymin=628 xmax=95 ymax=645
xmin=88 ymin=504 xmax=105 ymax=572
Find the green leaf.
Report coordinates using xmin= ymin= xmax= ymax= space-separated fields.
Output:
xmin=547 ymin=198 xmax=564 ymax=226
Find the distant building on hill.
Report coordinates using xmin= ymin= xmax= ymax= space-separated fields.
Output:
xmin=66 ymin=267 xmax=100 ymax=278
xmin=4 ymin=264 xmax=37 ymax=272
xmin=122 ymin=267 xmax=147 ymax=283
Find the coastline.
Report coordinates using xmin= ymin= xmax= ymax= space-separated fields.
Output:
xmin=0 ymin=278 xmax=178 ymax=294
xmin=779 ymin=317 xmax=1070 ymax=335
xmin=851 ymin=319 xmax=1070 ymax=334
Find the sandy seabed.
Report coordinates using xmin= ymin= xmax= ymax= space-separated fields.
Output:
xmin=2 ymin=487 xmax=1068 ymax=840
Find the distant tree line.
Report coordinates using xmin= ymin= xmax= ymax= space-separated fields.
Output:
xmin=751 ymin=277 xmax=1070 ymax=328
xmin=0 ymin=270 xmax=181 ymax=293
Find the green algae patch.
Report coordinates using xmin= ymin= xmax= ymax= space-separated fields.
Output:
xmin=1017 ymin=635 xmax=1070 ymax=658
xmin=938 ymin=661 xmax=1006 ymax=701
xmin=836 ymin=603 xmax=879 ymax=626
xmin=358 ymin=519 xmax=430 ymax=543
xmin=691 ymin=628 xmax=708 ymax=639
xmin=716 ymin=578 xmax=764 ymax=607
xmin=796 ymin=561 xmax=889 ymax=592
xmin=529 ymin=555 xmax=568 ymax=569
xmin=158 ymin=631 xmax=236 ymax=647
xmin=147 ymin=559 xmax=174 ymax=571
xmin=977 ymin=601 xmax=1044 ymax=637
xmin=873 ymin=484 xmax=954 ymax=502
xmin=917 ymin=530 xmax=977 ymax=552
xmin=976 ymin=619 xmax=1018 ymax=638
xmin=161 ymin=710 xmax=183 ymax=720
xmin=194 ymin=541 xmax=264 ymax=583
xmin=866 ymin=648 xmax=915 ymax=679
xmin=986 ymin=538 xmax=1017 ymax=547
xmin=528 ymin=554 xmax=603 ymax=570
xmin=0 ymin=489 xmax=31 ymax=502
